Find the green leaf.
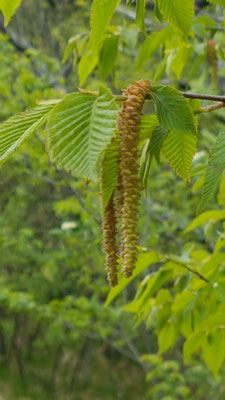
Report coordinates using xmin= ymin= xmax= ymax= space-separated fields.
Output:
xmin=137 ymin=27 xmax=172 ymax=68
xmin=62 ymin=34 xmax=84 ymax=64
xmin=139 ymin=124 xmax=168 ymax=191
xmin=46 ymin=87 xmax=118 ymax=181
xmin=199 ymin=131 xmax=225 ymax=212
xmin=99 ymin=35 xmax=119 ymax=80
xmin=202 ymin=331 xmax=225 ymax=376
xmin=162 ymin=130 xmax=197 ymax=182
xmin=172 ymin=291 xmax=194 ymax=313
xmin=136 ymin=0 xmax=146 ymax=31
xmin=139 ymin=115 xmax=159 ymax=141
xmin=78 ymin=50 xmax=98 ymax=86
xmin=207 ymin=0 xmax=225 ymax=5
xmin=90 ymin=0 xmax=121 ymax=53
xmin=0 ymin=0 xmax=22 ymax=26
xmin=183 ymin=332 xmax=202 ymax=362
xmin=150 ymin=124 xmax=168 ymax=163
xmin=185 ymin=210 xmax=225 ymax=233
xmin=105 ymin=251 xmax=162 ymax=306
xmin=0 ymin=105 xmax=52 ymax=166
xmin=158 ymin=321 xmax=177 ymax=353
xmin=101 ymin=137 xmax=119 ymax=213
xmin=157 ymin=0 xmax=194 ymax=34
xmin=152 ymin=86 xmax=196 ymax=135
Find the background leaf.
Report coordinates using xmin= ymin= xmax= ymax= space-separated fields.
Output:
xmin=0 ymin=0 xmax=22 ymax=26
xmin=90 ymin=0 xmax=121 ymax=53
xmin=199 ymin=131 xmax=225 ymax=212
xmin=135 ymin=0 xmax=146 ymax=31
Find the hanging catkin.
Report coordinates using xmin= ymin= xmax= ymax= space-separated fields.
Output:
xmin=117 ymin=79 xmax=151 ymax=277
xmin=102 ymin=191 xmax=118 ymax=286
xmin=208 ymin=39 xmax=218 ymax=89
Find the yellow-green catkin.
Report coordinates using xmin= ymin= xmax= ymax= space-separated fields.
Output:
xmin=117 ymin=79 xmax=151 ymax=277
xmin=102 ymin=191 xmax=118 ymax=286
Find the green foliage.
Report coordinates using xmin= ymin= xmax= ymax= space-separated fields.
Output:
xmin=90 ymin=0 xmax=121 ymax=53
xmin=0 ymin=105 xmax=52 ymax=166
xmin=156 ymin=0 xmax=194 ymax=34
xmin=0 ymin=0 xmax=22 ymax=25
xmin=101 ymin=136 xmax=119 ymax=213
xmin=46 ymin=87 xmax=118 ymax=180
xmin=199 ymin=131 xmax=225 ymax=212
xmin=152 ymin=86 xmax=196 ymax=135
xmin=162 ymin=129 xmax=197 ymax=182
xmin=135 ymin=0 xmax=146 ymax=31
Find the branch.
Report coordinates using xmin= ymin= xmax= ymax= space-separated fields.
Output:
xmin=181 ymin=92 xmax=225 ymax=103
xmin=164 ymin=255 xmax=210 ymax=283
xmin=195 ymin=102 xmax=225 ymax=114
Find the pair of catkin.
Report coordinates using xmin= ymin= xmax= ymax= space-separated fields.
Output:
xmin=102 ymin=80 xmax=151 ymax=286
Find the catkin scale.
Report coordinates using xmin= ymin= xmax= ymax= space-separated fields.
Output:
xmin=117 ymin=79 xmax=151 ymax=277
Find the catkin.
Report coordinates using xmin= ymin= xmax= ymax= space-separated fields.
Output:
xmin=208 ymin=39 xmax=218 ymax=89
xmin=117 ymin=79 xmax=151 ymax=277
xmin=102 ymin=191 xmax=118 ymax=287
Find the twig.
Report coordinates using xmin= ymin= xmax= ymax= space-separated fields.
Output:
xmin=195 ymin=102 xmax=225 ymax=114
xmin=180 ymin=92 xmax=225 ymax=103
xmin=165 ymin=255 xmax=210 ymax=283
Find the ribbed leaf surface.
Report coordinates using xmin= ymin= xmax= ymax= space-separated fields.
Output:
xmin=162 ymin=130 xmax=197 ymax=182
xmin=150 ymin=124 xmax=168 ymax=163
xmin=46 ymin=87 xmax=118 ymax=181
xmin=0 ymin=105 xmax=52 ymax=166
xmin=152 ymin=86 xmax=196 ymax=135
xmin=101 ymin=137 xmax=119 ymax=213
xmin=90 ymin=0 xmax=121 ymax=53
xmin=199 ymin=131 xmax=225 ymax=212
xmin=157 ymin=0 xmax=194 ymax=34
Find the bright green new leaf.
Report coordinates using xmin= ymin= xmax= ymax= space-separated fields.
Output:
xmin=162 ymin=129 xmax=197 ymax=182
xmin=139 ymin=124 xmax=168 ymax=191
xmin=157 ymin=0 xmax=194 ymax=34
xmin=0 ymin=105 xmax=52 ymax=167
xmin=199 ymin=131 xmax=225 ymax=212
xmin=139 ymin=115 xmax=159 ymax=142
xmin=78 ymin=50 xmax=98 ymax=86
xmin=185 ymin=210 xmax=225 ymax=233
xmin=158 ymin=321 xmax=177 ymax=353
xmin=0 ymin=0 xmax=22 ymax=26
xmin=136 ymin=0 xmax=146 ymax=31
xmin=46 ymin=87 xmax=118 ymax=181
xmin=101 ymin=137 xmax=119 ymax=213
xmin=137 ymin=27 xmax=172 ymax=68
xmin=152 ymin=86 xmax=196 ymax=135
xmin=90 ymin=0 xmax=121 ymax=53
xmin=105 ymin=252 xmax=162 ymax=307
xmin=150 ymin=124 xmax=168 ymax=163
xmin=183 ymin=332 xmax=202 ymax=362
xmin=99 ymin=35 xmax=119 ymax=80
xmin=202 ymin=331 xmax=225 ymax=376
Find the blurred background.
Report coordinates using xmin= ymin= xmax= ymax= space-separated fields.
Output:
xmin=0 ymin=0 xmax=225 ymax=398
